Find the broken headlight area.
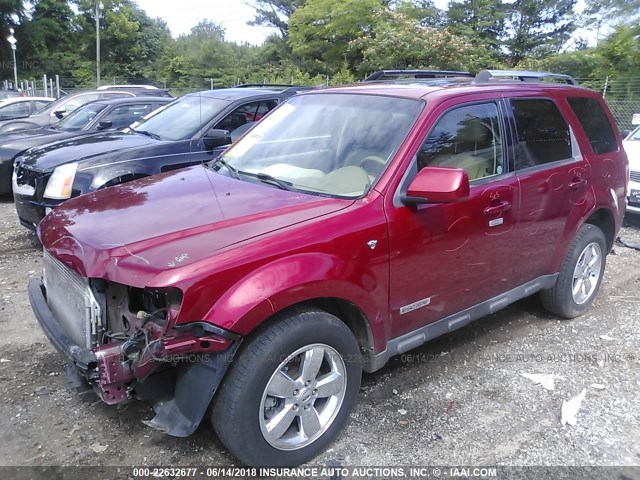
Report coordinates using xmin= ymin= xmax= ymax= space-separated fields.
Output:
xmin=74 ymin=281 xmax=237 ymax=405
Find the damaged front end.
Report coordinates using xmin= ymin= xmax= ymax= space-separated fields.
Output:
xmin=29 ymin=251 xmax=241 ymax=436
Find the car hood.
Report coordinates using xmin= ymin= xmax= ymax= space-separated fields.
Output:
xmin=39 ymin=165 xmax=352 ymax=287
xmin=0 ymin=126 xmax=51 ymax=141
xmin=0 ymin=113 xmax=49 ymax=131
xmin=0 ymin=129 xmax=78 ymax=158
xmin=623 ymin=140 xmax=640 ymax=172
xmin=20 ymin=131 xmax=158 ymax=171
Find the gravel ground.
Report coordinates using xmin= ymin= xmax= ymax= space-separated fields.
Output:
xmin=0 ymin=193 xmax=639 ymax=468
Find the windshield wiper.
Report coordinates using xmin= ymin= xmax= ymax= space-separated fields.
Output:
xmin=209 ymin=158 xmax=240 ymax=180
xmin=238 ymin=171 xmax=296 ymax=191
xmin=131 ymin=128 xmax=161 ymax=140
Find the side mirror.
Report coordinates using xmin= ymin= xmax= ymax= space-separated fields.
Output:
xmin=53 ymin=108 xmax=66 ymax=119
xmin=203 ymin=128 xmax=232 ymax=151
xmin=620 ymin=129 xmax=632 ymax=139
xmin=96 ymin=120 xmax=113 ymax=130
xmin=402 ymin=166 xmax=470 ymax=205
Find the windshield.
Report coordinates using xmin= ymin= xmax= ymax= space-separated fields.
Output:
xmin=219 ymin=93 xmax=423 ymax=198
xmin=55 ymin=103 xmax=107 ymax=131
xmin=130 ymin=94 xmax=229 ymax=141
xmin=628 ymin=125 xmax=640 ymax=141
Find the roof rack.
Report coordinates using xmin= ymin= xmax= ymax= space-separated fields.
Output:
xmin=364 ymin=69 xmax=474 ymax=81
xmin=234 ymin=83 xmax=297 ymax=88
xmin=474 ymin=70 xmax=579 ymax=86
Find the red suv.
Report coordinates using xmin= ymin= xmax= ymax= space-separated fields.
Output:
xmin=29 ymin=70 xmax=628 ymax=466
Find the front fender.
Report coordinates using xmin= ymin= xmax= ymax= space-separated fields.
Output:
xmin=200 ymin=252 xmax=386 ymax=344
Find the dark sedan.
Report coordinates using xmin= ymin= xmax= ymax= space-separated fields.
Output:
xmin=0 ymin=87 xmax=172 ymax=135
xmin=13 ymin=86 xmax=308 ymax=230
xmin=0 ymin=96 xmax=171 ymax=194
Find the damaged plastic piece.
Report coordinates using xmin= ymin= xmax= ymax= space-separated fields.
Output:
xmin=561 ymin=388 xmax=587 ymax=426
xmin=520 ymin=372 xmax=559 ymax=391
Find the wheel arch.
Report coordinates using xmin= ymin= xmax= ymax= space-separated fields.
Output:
xmin=584 ymin=207 xmax=615 ymax=252
xmin=264 ymin=297 xmax=375 ymax=360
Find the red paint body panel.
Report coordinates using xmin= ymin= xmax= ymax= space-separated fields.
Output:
xmin=38 ymin=82 xmax=627 ymax=362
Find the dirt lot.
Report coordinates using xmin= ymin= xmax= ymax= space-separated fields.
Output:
xmin=1 ymin=193 xmax=639 ymax=468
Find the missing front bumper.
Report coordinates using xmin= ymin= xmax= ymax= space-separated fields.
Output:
xmin=29 ymin=277 xmax=242 ymax=436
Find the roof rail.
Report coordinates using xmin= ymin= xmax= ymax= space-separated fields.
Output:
xmin=234 ymin=83 xmax=297 ymax=88
xmin=364 ymin=69 xmax=474 ymax=81
xmin=474 ymin=70 xmax=579 ymax=86
xmin=281 ymin=85 xmax=315 ymax=95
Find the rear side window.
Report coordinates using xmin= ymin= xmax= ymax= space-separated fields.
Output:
xmin=567 ymin=97 xmax=618 ymax=154
xmin=511 ymin=99 xmax=572 ymax=169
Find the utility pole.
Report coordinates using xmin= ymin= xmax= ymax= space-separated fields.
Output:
xmin=7 ymin=28 xmax=17 ymax=89
xmin=96 ymin=1 xmax=104 ymax=87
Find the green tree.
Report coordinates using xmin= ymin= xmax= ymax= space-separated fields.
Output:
xmin=446 ymin=0 xmax=505 ymax=58
xmin=249 ymin=0 xmax=306 ymax=37
xmin=504 ymin=0 xmax=577 ymax=65
xmin=357 ymin=11 xmax=479 ymax=74
xmin=583 ymin=0 xmax=640 ymax=29
xmin=393 ymin=0 xmax=443 ymax=27
xmin=288 ymin=0 xmax=388 ymax=74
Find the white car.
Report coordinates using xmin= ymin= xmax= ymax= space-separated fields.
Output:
xmin=0 ymin=96 xmax=53 ymax=121
xmin=623 ymin=125 xmax=640 ymax=214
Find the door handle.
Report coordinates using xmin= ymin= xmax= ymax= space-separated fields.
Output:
xmin=484 ymin=201 xmax=511 ymax=216
xmin=569 ymin=178 xmax=588 ymax=190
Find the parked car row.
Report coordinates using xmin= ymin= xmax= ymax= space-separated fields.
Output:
xmin=1 ymin=96 xmax=171 ymax=196
xmin=0 ymin=86 xmax=172 ymax=134
xmin=3 ymin=72 xmax=630 ymax=466
xmin=10 ymin=85 xmax=309 ymax=228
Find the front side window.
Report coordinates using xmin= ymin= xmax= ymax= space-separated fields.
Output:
xmin=219 ymin=94 xmax=423 ymax=198
xmin=417 ymin=102 xmax=505 ymax=181
xmin=0 ymin=101 xmax=30 ymax=118
xmin=55 ymin=103 xmax=107 ymax=131
xmin=130 ymin=95 xmax=229 ymax=141
xmin=567 ymin=97 xmax=618 ymax=155
xmin=61 ymin=93 xmax=101 ymax=113
xmin=628 ymin=125 xmax=640 ymax=141
xmin=215 ymin=100 xmax=279 ymax=134
xmin=511 ymin=98 xmax=572 ymax=169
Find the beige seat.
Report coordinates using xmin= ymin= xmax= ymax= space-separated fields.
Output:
xmin=431 ymin=153 xmax=492 ymax=181
xmin=297 ymin=166 xmax=371 ymax=196
xmin=428 ymin=120 xmax=495 ymax=180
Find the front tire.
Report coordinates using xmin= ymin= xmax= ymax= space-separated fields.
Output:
xmin=541 ymin=223 xmax=607 ymax=318
xmin=211 ymin=309 xmax=362 ymax=466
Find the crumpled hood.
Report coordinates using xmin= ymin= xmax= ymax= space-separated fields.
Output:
xmin=39 ymin=165 xmax=352 ymax=287
xmin=20 ymin=131 xmax=157 ymax=171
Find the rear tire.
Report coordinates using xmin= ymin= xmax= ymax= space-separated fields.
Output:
xmin=211 ymin=309 xmax=362 ymax=466
xmin=540 ymin=223 xmax=606 ymax=318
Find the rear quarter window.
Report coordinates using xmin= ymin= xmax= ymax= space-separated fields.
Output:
xmin=567 ymin=97 xmax=618 ymax=155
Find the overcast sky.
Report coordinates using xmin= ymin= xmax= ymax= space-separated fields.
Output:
xmin=134 ymin=0 xmax=595 ymax=48
xmin=134 ymin=0 xmax=451 ymax=45
xmin=134 ymin=0 xmax=278 ymax=44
